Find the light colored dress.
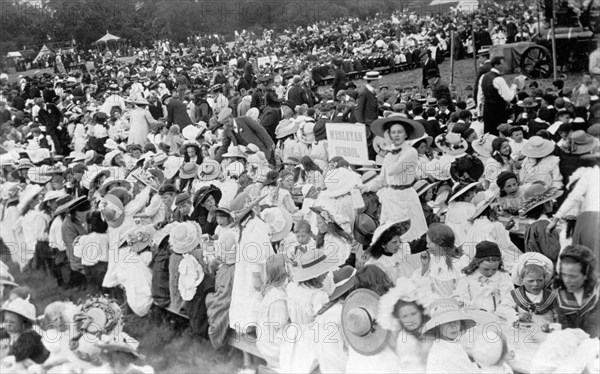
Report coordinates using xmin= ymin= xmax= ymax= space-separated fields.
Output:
xmin=426 ymin=340 xmax=480 ymax=373
xmin=365 ymin=242 xmax=421 ymax=282
xmin=366 ymin=144 xmax=427 ymax=241
xmin=1 ymin=205 xmax=21 ymax=265
xmin=464 ymin=217 xmax=522 ymax=271
xmin=256 ymin=287 xmax=287 ymax=368
xmin=229 ymin=217 xmax=274 ymax=329
xmin=445 ymin=201 xmax=476 ymax=246
xmin=279 ymin=282 xmax=329 ymax=374
xmin=346 ymin=345 xmax=398 ymax=374
xmin=128 ymin=107 xmax=161 ymax=146
xmin=414 ymin=254 xmax=470 ymax=298
xmin=314 ymin=302 xmax=348 ymax=373
xmin=13 ymin=209 xmax=49 ymax=270
xmin=453 ymin=270 xmax=514 ymax=313
xmin=520 ymin=155 xmax=562 ymax=190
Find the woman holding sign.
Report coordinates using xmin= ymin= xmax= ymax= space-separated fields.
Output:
xmin=359 ymin=117 xmax=428 ymax=242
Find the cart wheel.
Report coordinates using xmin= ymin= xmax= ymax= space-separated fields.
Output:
xmin=520 ymin=45 xmax=552 ymax=79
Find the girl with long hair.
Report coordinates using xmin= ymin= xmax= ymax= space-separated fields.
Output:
xmin=310 ymin=206 xmax=353 ymax=267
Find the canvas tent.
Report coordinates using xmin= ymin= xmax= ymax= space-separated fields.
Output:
xmin=6 ymin=51 xmax=22 ymax=58
xmin=33 ymin=45 xmax=54 ymax=63
xmin=95 ymin=32 xmax=121 ymax=44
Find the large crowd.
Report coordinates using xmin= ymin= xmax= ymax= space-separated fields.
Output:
xmin=0 ymin=0 xmax=600 ymax=373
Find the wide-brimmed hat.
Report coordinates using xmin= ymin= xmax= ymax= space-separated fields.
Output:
xmin=222 ymin=145 xmax=248 ymax=159
xmin=472 ymin=133 xmax=497 ymax=158
xmin=194 ymin=184 xmax=222 ymax=207
xmin=517 ymin=98 xmax=538 ymax=108
xmin=99 ymin=194 xmax=125 ymax=228
xmin=163 ymin=156 xmax=184 ymax=180
xmin=16 ymin=158 xmax=35 ymax=170
xmin=275 ymin=119 xmax=299 ymax=139
xmin=341 ymin=289 xmax=390 ymax=356
xmin=261 ymin=206 xmax=293 ymax=242
xmin=521 ymin=136 xmax=555 ymax=158
xmin=413 ymin=180 xmax=439 ymax=197
xmin=435 ymin=132 xmax=468 ymax=155
xmin=363 ymin=71 xmax=382 ymax=80
xmin=179 ymin=162 xmax=198 ymax=180
xmin=369 ymin=219 xmax=411 ymax=251
xmin=328 ymin=266 xmax=357 ymax=303
xmin=472 ymin=331 xmax=507 ymax=367
xmin=377 ymin=276 xmax=436 ymax=331
xmin=450 ymin=154 xmax=484 ymax=184
xmin=104 ymin=149 xmax=123 ymax=167
xmin=1 ymin=297 xmax=36 ymax=322
xmin=98 ymin=176 xmax=131 ymax=195
xmin=65 ymin=151 xmax=86 ymax=163
xmin=27 ymin=166 xmax=52 ymax=184
xmin=370 ymin=117 xmax=425 ymax=139
xmin=422 ymin=297 xmax=475 ymax=334
xmin=297 ymin=122 xmax=316 ymax=144
xmin=511 ymin=252 xmax=555 ymax=286
xmin=53 ymin=195 xmax=90 ymax=216
xmin=125 ymin=96 xmax=149 ymax=106
xmin=81 ymin=167 xmax=111 ymax=190
xmin=322 ymin=168 xmax=359 ymax=198
xmin=353 ymin=212 xmax=379 ymax=246
xmin=408 ymin=134 xmax=433 ymax=148
xmin=290 ymin=246 xmax=339 ymax=282
xmin=229 ymin=193 xmax=267 ymax=226
xmin=519 ymin=183 xmax=563 ymax=214
xmin=197 ymin=159 xmax=220 ymax=181
xmin=121 ymin=224 xmax=155 ymax=253
xmin=169 ymin=221 xmax=203 ymax=254
xmin=470 ymin=190 xmax=499 ymax=221
xmin=568 ymin=130 xmax=598 ymax=155
xmin=360 ymin=170 xmax=379 ymax=185
xmin=448 ymin=181 xmax=481 ymax=203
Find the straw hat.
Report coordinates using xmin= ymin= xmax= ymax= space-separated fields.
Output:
xmin=182 ymin=126 xmax=202 ymax=142
xmin=363 ymin=71 xmax=382 ymax=80
xmin=408 ymin=134 xmax=433 ymax=148
xmin=353 ymin=212 xmax=379 ymax=246
xmin=225 ymin=161 xmax=245 ymax=178
xmin=377 ymin=276 xmax=436 ymax=331
xmin=179 ymin=162 xmax=198 ymax=180
xmin=568 ymin=130 xmax=598 ymax=155
xmin=275 ymin=119 xmax=299 ymax=139
xmin=517 ymin=97 xmax=538 ymax=108
xmin=341 ymin=289 xmax=390 ymax=356
xmin=450 ymin=154 xmax=484 ymax=184
xmin=519 ymin=183 xmax=563 ymax=215
xmin=17 ymin=184 xmax=44 ymax=211
xmin=369 ymin=219 xmax=411 ymax=249
xmin=511 ymin=252 xmax=554 ymax=286
xmin=121 ymin=224 xmax=155 ymax=253
xmin=422 ymin=298 xmax=475 ymax=334
xmin=521 ymin=136 xmax=555 ymax=158
xmin=360 ymin=170 xmax=379 ymax=185
xmin=370 ymin=117 xmax=425 ymax=139
xmin=99 ymin=194 xmax=125 ymax=228
xmin=169 ymin=221 xmax=203 ymax=254
xmin=16 ymin=158 xmax=35 ymax=170
xmin=290 ymin=246 xmax=339 ymax=282
xmin=81 ymin=167 xmax=111 ymax=190
xmin=125 ymin=96 xmax=149 ymax=106
xmin=412 ymin=180 xmax=439 ymax=196
xmin=98 ymin=176 xmax=131 ymax=195
xmin=1 ymin=296 xmax=36 ymax=322
xmin=322 ymin=168 xmax=359 ymax=198
xmin=470 ymin=189 xmax=499 ymax=221
xmin=472 ymin=133 xmax=497 ymax=158
xmin=435 ymin=132 xmax=468 ymax=155
xmin=197 ymin=160 xmax=220 ymax=181
xmin=230 ymin=193 xmax=267 ymax=226
xmin=163 ymin=156 xmax=184 ymax=180
xmin=97 ymin=341 xmax=144 ymax=360
xmin=327 ymin=266 xmax=357 ymax=303
xmin=297 ymin=122 xmax=316 ymax=144
xmin=26 ymin=165 xmax=53 ymax=184
xmin=104 ymin=150 xmax=123 ymax=166
xmin=448 ymin=181 xmax=480 ymax=203
xmin=261 ymin=206 xmax=293 ymax=242
xmin=222 ymin=145 xmax=248 ymax=159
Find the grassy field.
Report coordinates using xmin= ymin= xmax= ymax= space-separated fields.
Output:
xmin=3 ymin=256 xmax=242 ymax=373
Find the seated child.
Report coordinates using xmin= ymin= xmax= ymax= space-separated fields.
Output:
xmin=453 ymin=241 xmax=514 ymax=313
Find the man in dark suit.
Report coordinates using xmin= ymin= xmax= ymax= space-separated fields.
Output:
xmin=356 ymin=71 xmax=381 ymax=160
xmin=260 ymin=100 xmax=295 ymax=141
xmin=215 ymin=108 xmax=275 ymax=164
xmin=164 ymin=95 xmax=193 ymax=129
xmin=332 ymin=59 xmax=347 ymax=98
xmin=288 ymin=76 xmax=310 ymax=107
xmin=243 ymin=58 xmax=256 ymax=88
xmin=421 ymin=50 xmax=439 ymax=88
xmin=427 ymin=69 xmax=454 ymax=112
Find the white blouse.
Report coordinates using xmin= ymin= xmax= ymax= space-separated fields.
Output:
xmin=520 ymin=155 xmax=562 ymax=190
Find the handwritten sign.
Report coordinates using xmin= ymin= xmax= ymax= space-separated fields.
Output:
xmin=326 ymin=123 xmax=369 ymax=165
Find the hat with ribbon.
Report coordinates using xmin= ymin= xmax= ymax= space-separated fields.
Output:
xmin=568 ymin=130 xmax=598 ymax=155
xmin=422 ymin=297 xmax=475 ymax=334
xmin=412 ymin=180 xmax=439 ymax=197
xmin=99 ymin=194 xmax=125 ymax=228
xmin=261 ymin=206 xmax=293 ymax=242
xmin=297 ymin=121 xmax=316 ymax=144
xmin=472 ymin=133 xmax=498 ymax=158
xmin=521 ymin=136 xmax=555 ymax=158
xmin=179 ymin=162 xmax=198 ymax=180
xmin=435 ymin=132 xmax=468 ymax=156
xmin=169 ymin=221 xmax=203 ymax=254
xmin=341 ymin=289 xmax=390 ymax=356
xmin=275 ymin=119 xmax=299 ymax=139
xmin=197 ymin=159 xmax=220 ymax=181
xmin=518 ymin=183 xmax=563 ymax=215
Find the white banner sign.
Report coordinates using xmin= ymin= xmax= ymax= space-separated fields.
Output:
xmin=326 ymin=123 xmax=369 ymax=165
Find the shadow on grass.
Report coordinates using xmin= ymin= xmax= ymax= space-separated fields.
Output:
xmin=1 ymin=250 xmax=243 ymax=373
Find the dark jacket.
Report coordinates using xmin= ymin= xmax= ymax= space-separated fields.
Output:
xmin=332 ymin=68 xmax=347 ymax=97
xmin=260 ymin=106 xmax=282 ymax=141
xmin=215 ymin=116 xmax=275 ymax=163
xmin=288 ymin=84 xmax=310 ymax=107
xmin=356 ymin=87 xmax=378 ymax=125
xmin=167 ymin=98 xmax=193 ymax=128
xmin=555 ymin=285 xmax=600 ymax=338
xmin=431 ymin=81 xmax=454 ymax=112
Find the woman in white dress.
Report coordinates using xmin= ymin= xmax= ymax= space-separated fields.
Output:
xmin=127 ymin=97 xmax=162 ymax=146
xmin=360 ymin=117 xmax=427 ymax=242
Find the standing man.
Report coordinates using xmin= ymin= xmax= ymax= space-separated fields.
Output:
xmin=427 ymin=70 xmax=454 ymax=112
xmin=332 ymin=58 xmax=347 ymax=98
xmin=479 ymin=56 xmax=522 ymax=135
xmin=356 ymin=71 xmax=381 ymax=160
xmin=421 ymin=50 xmax=439 ymax=88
